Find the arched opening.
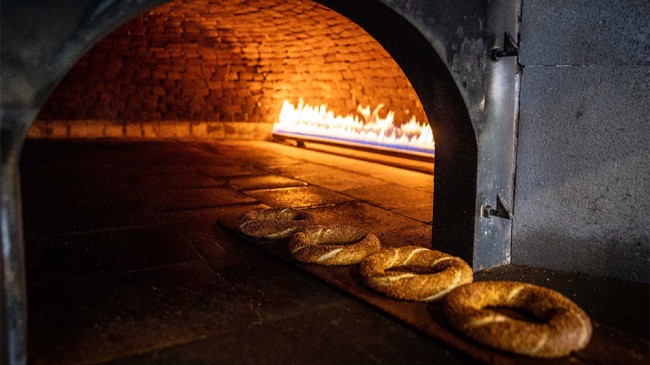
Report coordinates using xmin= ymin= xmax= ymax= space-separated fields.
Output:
xmin=29 ymin=0 xmax=477 ymax=262
xmin=8 ymin=0 xmax=477 ymax=363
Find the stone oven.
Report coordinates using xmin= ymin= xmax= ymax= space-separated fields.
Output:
xmin=1 ymin=0 xmax=648 ymax=364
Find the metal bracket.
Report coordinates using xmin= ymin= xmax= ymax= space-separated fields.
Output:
xmin=490 ymin=31 xmax=519 ymax=60
xmin=483 ymin=194 xmax=512 ymax=219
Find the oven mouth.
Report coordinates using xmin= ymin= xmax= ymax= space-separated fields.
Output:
xmin=25 ymin=0 xmax=478 ymax=270
xmin=2 ymin=0 xmax=481 ymax=363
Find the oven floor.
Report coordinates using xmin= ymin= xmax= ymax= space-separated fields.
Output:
xmin=19 ymin=139 xmax=648 ymax=364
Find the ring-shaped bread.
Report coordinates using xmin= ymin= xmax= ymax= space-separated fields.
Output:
xmin=359 ymin=246 xmax=473 ymax=302
xmin=443 ymin=281 xmax=592 ymax=358
xmin=237 ymin=208 xmax=316 ymax=239
xmin=289 ymin=225 xmax=380 ymax=265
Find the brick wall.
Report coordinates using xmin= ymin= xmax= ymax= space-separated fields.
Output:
xmin=32 ymin=0 xmax=427 ymax=139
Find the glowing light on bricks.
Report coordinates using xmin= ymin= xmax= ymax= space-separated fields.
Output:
xmin=273 ymin=99 xmax=435 ymax=157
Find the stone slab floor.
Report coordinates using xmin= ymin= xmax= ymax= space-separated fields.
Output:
xmin=19 ymin=139 xmax=648 ymax=364
xmin=19 ymin=139 xmax=458 ymax=365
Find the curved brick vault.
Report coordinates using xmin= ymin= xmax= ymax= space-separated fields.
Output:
xmin=32 ymin=0 xmax=427 ymax=139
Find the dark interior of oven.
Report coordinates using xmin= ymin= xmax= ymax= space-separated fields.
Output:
xmin=1 ymin=0 xmax=648 ymax=364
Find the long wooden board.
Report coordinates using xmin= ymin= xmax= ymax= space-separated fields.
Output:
xmin=218 ymin=216 xmax=648 ymax=365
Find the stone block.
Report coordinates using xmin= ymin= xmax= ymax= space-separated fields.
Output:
xmin=520 ymin=0 xmax=649 ymax=65
xmin=85 ymin=120 xmax=106 ymax=138
xmin=27 ymin=121 xmax=49 ymax=138
xmin=513 ymin=65 xmax=650 ymax=282
xmin=48 ymin=121 xmax=69 ymax=138
xmin=104 ymin=121 xmax=124 ymax=138
xmin=126 ymin=122 xmax=144 ymax=138
xmin=155 ymin=121 xmax=191 ymax=138
xmin=193 ymin=122 xmax=226 ymax=139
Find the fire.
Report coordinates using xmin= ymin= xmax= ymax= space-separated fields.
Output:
xmin=273 ymin=100 xmax=435 ymax=157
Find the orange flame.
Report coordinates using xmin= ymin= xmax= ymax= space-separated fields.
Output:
xmin=273 ymin=99 xmax=435 ymax=156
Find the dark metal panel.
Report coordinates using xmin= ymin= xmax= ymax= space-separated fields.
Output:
xmin=315 ymin=0 xmax=481 ymax=265
xmin=472 ymin=0 xmax=521 ymax=269
xmin=1 ymin=109 xmax=34 ymax=365
xmin=378 ymin=0 xmax=489 ymax=121
xmin=363 ymin=0 xmax=521 ymax=269
xmin=2 ymin=2 xmax=171 ymax=363
xmin=0 ymin=0 xmax=170 ymax=109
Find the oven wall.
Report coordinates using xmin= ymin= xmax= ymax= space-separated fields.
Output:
xmin=512 ymin=0 xmax=650 ymax=282
xmin=29 ymin=0 xmax=426 ymax=139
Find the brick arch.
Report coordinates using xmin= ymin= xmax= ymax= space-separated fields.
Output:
xmin=36 ymin=0 xmax=427 ymax=136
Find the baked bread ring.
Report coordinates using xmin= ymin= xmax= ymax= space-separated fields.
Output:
xmin=443 ymin=281 xmax=592 ymax=358
xmin=237 ymin=208 xmax=316 ymax=239
xmin=289 ymin=225 xmax=380 ymax=265
xmin=359 ymin=246 xmax=473 ymax=302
